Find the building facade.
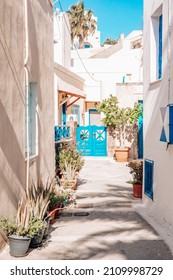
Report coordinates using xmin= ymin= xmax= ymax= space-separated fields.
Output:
xmin=143 ymin=0 xmax=173 ymax=236
xmin=54 ymin=11 xmax=85 ymax=129
xmin=0 ymin=0 xmax=55 ymax=249
xmin=71 ymin=31 xmax=143 ymax=156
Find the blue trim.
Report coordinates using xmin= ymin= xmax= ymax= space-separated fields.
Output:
xmin=138 ymin=100 xmax=143 ymax=158
xmin=62 ymin=103 xmax=66 ymax=125
xmin=168 ymin=104 xmax=173 ymax=143
xmin=160 ymin=127 xmax=167 ymax=142
xmin=144 ymin=159 xmax=154 ymax=200
xmin=55 ymin=126 xmax=70 ymax=142
xmin=158 ymin=15 xmax=162 ymax=79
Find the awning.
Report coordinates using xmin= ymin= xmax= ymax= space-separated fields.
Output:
xmin=54 ymin=62 xmax=85 ymax=108
xmin=58 ymin=90 xmax=85 ymax=108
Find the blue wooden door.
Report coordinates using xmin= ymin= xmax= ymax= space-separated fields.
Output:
xmin=138 ymin=101 xmax=143 ymax=158
xmin=76 ymin=125 xmax=107 ymax=156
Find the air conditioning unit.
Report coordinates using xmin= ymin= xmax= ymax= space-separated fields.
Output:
xmin=67 ymin=114 xmax=78 ymax=122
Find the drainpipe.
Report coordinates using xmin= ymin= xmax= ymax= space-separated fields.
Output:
xmin=24 ymin=0 xmax=29 ymax=196
xmin=168 ymin=0 xmax=171 ymax=103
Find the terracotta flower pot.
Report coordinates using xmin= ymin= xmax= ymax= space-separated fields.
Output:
xmin=133 ymin=184 xmax=142 ymax=198
xmin=55 ymin=203 xmax=63 ymax=218
xmin=114 ymin=148 xmax=129 ymax=162
xmin=48 ymin=210 xmax=56 ymax=223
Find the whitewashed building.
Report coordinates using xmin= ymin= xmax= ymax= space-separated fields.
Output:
xmin=71 ymin=30 xmax=143 ymax=156
xmin=142 ymin=0 xmax=173 ymax=239
xmin=53 ymin=11 xmax=85 ymax=130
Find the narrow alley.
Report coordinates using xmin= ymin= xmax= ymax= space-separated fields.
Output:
xmin=1 ymin=158 xmax=172 ymax=260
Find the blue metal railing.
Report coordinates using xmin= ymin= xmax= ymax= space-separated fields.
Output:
xmin=54 ymin=125 xmax=70 ymax=142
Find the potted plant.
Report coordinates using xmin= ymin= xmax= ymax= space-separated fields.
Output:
xmin=27 ymin=178 xmax=54 ymax=243
xmin=97 ymin=95 xmax=142 ymax=162
xmin=48 ymin=192 xmax=63 ymax=222
xmin=29 ymin=218 xmax=46 ymax=248
xmin=0 ymin=201 xmax=44 ymax=257
xmin=127 ymin=159 xmax=143 ymax=198
xmin=58 ymin=144 xmax=84 ymax=189
xmin=0 ymin=178 xmax=54 ymax=255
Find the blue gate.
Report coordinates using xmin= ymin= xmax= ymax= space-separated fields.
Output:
xmin=76 ymin=125 xmax=107 ymax=156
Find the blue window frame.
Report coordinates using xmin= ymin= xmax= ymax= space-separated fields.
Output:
xmin=144 ymin=159 xmax=154 ymax=200
xmin=158 ymin=15 xmax=162 ymax=79
xmin=168 ymin=104 xmax=173 ymax=144
xmin=62 ymin=103 xmax=66 ymax=125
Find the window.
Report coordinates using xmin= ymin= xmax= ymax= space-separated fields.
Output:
xmin=89 ymin=109 xmax=102 ymax=126
xmin=150 ymin=7 xmax=163 ymax=81
xmin=144 ymin=159 xmax=154 ymax=200
xmin=25 ymin=82 xmax=38 ymax=157
xmin=71 ymin=105 xmax=80 ymax=124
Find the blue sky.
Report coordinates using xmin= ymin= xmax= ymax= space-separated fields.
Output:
xmin=54 ymin=0 xmax=143 ymax=43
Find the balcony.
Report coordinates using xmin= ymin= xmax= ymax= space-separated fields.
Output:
xmin=54 ymin=125 xmax=70 ymax=142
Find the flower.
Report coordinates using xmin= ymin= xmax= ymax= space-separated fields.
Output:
xmin=127 ymin=159 xmax=143 ymax=185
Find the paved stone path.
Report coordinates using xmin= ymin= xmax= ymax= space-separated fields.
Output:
xmin=0 ymin=157 xmax=173 ymax=260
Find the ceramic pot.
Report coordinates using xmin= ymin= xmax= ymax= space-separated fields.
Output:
xmin=114 ymin=148 xmax=129 ymax=162
xmin=30 ymin=229 xmax=44 ymax=248
xmin=133 ymin=184 xmax=142 ymax=198
xmin=8 ymin=235 xmax=31 ymax=257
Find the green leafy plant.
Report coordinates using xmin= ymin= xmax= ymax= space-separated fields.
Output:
xmin=57 ymin=143 xmax=84 ymax=180
xmin=97 ymin=95 xmax=142 ymax=148
xmin=127 ymin=159 xmax=143 ymax=185
xmin=27 ymin=217 xmax=46 ymax=238
xmin=0 ymin=217 xmax=17 ymax=237
xmin=0 ymin=202 xmax=45 ymax=238
xmin=48 ymin=192 xmax=62 ymax=211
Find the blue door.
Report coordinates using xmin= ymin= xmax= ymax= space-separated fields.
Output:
xmin=76 ymin=125 xmax=107 ymax=156
xmin=138 ymin=101 xmax=143 ymax=158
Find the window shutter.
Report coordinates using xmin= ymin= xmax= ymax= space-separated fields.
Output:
xmin=158 ymin=15 xmax=162 ymax=79
xmin=144 ymin=159 xmax=154 ymax=200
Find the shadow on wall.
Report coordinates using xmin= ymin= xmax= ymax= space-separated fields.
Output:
xmin=0 ymin=100 xmax=25 ymax=210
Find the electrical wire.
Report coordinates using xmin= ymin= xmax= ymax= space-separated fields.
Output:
xmin=54 ymin=0 xmax=101 ymax=83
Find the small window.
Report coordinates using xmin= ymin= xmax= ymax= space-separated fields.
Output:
xmin=71 ymin=105 xmax=80 ymax=124
xmin=144 ymin=159 xmax=154 ymax=200
xmin=150 ymin=7 xmax=163 ymax=81
xmin=25 ymin=82 xmax=38 ymax=157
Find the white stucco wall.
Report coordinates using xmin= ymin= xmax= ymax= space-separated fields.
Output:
xmin=0 ymin=0 xmax=55 ymax=249
xmin=71 ymin=31 xmax=143 ymax=126
xmin=54 ymin=11 xmax=71 ymax=69
xmin=143 ymin=0 xmax=173 ymax=234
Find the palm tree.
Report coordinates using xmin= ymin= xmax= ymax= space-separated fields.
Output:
xmin=66 ymin=1 xmax=96 ymax=49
